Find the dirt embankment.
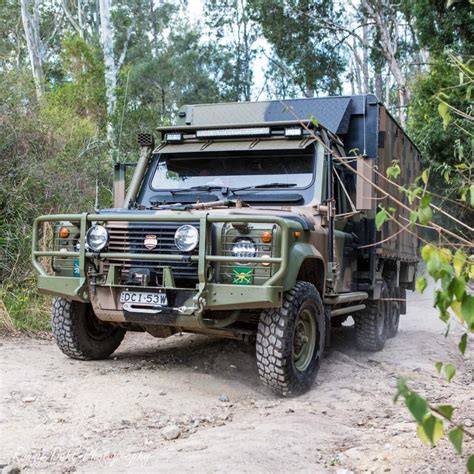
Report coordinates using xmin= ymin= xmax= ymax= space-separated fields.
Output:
xmin=1 ymin=290 xmax=472 ymax=473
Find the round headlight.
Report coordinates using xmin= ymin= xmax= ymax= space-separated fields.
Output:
xmin=174 ymin=225 xmax=199 ymax=252
xmin=231 ymin=238 xmax=257 ymax=259
xmin=86 ymin=225 xmax=109 ymax=252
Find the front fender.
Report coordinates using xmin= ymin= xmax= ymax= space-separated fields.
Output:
xmin=282 ymin=243 xmax=325 ymax=292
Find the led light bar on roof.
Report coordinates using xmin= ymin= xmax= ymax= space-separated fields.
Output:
xmin=284 ymin=127 xmax=303 ymax=138
xmin=195 ymin=127 xmax=271 ymax=139
xmin=165 ymin=132 xmax=183 ymax=142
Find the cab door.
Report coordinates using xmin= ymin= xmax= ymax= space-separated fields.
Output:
xmin=332 ymin=164 xmax=357 ymax=292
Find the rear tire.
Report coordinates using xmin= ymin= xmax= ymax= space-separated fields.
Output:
xmin=52 ymin=298 xmax=126 ymax=360
xmin=256 ymin=281 xmax=325 ymax=396
xmin=354 ymin=282 xmax=389 ymax=351
xmin=387 ymin=287 xmax=400 ymax=338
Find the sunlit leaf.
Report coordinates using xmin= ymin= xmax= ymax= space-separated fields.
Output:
xmin=421 ymin=414 xmax=444 ymax=445
xmin=375 ymin=209 xmax=388 ymax=230
xmin=438 ymin=102 xmax=452 ymax=129
xmin=420 ymin=195 xmax=432 ymax=207
xmin=409 ymin=210 xmax=418 ymax=223
xmin=406 ymin=393 xmax=428 ymax=423
xmin=448 ymin=427 xmax=463 ymax=455
xmin=436 ymin=404 xmax=454 ymax=421
xmin=421 ymin=244 xmax=435 ymax=262
xmin=417 ymin=423 xmax=430 ymax=445
xmin=387 ymin=160 xmax=401 ymax=179
xmin=451 ymin=301 xmax=463 ymax=321
xmin=449 ymin=276 xmax=466 ymax=301
xmin=416 ymin=276 xmax=428 ymax=293
xmin=421 ymin=169 xmax=429 ymax=185
xmin=418 ymin=205 xmax=433 ymax=225
xmin=444 ymin=363 xmax=456 ymax=382
xmin=453 ymin=250 xmax=466 ymax=276
xmin=439 ymin=248 xmax=453 ymax=264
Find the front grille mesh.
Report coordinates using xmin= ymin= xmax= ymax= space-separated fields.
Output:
xmin=103 ymin=221 xmax=199 ymax=285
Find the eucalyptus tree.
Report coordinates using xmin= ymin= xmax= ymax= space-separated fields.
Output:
xmin=249 ymin=0 xmax=345 ymax=97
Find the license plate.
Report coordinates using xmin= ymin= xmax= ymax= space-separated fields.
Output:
xmin=120 ymin=291 xmax=168 ymax=306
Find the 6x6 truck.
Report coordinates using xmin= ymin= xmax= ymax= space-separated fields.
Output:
xmin=33 ymin=95 xmax=420 ymax=396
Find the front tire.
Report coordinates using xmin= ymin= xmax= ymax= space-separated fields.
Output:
xmin=354 ymin=282 xmax=389 ymax=351
xmin=52 ymin=298 xmax=126 ymax=360
xmin=256 ymin=281 xmax=325 ymax=396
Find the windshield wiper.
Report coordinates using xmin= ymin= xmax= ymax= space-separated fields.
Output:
xmin=169 ymin=185 xmax=218 ymax=194
xmin=231 ymin=183 xmax=298 ymax=192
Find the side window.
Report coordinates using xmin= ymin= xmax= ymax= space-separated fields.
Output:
xmin=334 ymin=166 xmax=353 ymax=215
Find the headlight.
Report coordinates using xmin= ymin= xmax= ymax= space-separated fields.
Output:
xmin=174 ymin=225 xmax=199 ymax=252
xmin=231 ymin=238 xmax=257 ymax=259
xmin=86 ymin=225 xmax=109 ymax=252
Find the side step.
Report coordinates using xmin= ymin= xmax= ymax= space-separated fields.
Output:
xmin=323 ymin=292 xmax=368 ymax=305
xmin=324 ymin=292 xmax=368 ymax=318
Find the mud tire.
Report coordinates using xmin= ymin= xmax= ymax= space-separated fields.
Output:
xmin=387 ymin=287 xmax=400 ymax=338
xmin=354 ymin=282 xmax=389 ymax=351
xmin=52 ymin=298 xmax=126 ymax=360
xmin=256 ymin=281 xmax=325 ymax=397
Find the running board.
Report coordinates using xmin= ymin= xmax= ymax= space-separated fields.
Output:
xmin=324 ymin=292 xmax=368 ymax=305
xmin=331 ymin=304 xmax=366 ymax=317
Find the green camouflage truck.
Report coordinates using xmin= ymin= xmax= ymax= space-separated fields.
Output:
xmin=32 ymin=95 xmax=420 ymax=396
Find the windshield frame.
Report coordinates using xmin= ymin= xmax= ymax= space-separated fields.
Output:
xmin=148 ymin=144 xmax=318 ymax=193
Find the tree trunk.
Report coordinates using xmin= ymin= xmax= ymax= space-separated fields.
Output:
xmin=361 ymin=24 xmax=369 ymax=94
xmin=20 ymin=0 xmax=45 ymax=101
xmin=362 ymin=0 xmax=410 ymax=124
xmin=98 ymin=0 xmax=117 ymax=145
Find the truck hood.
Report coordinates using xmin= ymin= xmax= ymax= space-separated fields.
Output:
xmin=98 ymin=207 xmax=315 ymax=231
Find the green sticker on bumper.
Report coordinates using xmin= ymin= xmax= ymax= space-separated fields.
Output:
xmin=232 ymin=267 xmax=253 ymax=285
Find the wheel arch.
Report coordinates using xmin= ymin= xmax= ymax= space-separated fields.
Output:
xmin=283 ymin=243 xmax=326 ymax=295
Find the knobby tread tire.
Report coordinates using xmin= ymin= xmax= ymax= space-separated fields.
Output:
xmin=256 ymin=281 xmax=325 ymax=397
xmin=354 ymin=282 xmax=389 ymax=352
xmin=52 ymin=298 xmax=125 ymax=360
xmin=387 ymin=286 xmax=400 ymax=338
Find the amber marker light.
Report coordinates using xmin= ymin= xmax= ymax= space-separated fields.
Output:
xmin=261 ymin=231 xmax=272 ymax=243
xmin=293 ymin=231 xmax=301 ymax=238
xmin=59 ymin=227 xmax=70 ymax=239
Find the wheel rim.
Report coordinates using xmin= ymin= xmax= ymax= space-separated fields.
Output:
xmin=84 ymin=307 xmax=116 ymax=341
xmin=292 ymin=308 xmax=318 ymax=372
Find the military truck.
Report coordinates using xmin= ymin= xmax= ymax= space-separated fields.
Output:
xmin=32 ymin=94 xmax=420 ymax=396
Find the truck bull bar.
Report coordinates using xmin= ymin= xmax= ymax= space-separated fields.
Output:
xmin=32 ymin=213 xmax=298 ymax=303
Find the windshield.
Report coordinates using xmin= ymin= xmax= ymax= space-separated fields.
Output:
xmin=150 ymin=147 xmax=315 ymax=191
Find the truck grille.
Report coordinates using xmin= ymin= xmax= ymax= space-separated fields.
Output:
xmin=103 ymin=221 xmax=199 ymax=286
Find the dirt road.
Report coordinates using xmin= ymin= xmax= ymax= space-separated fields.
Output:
xmin=1 ymin=289 xmax=472 ymax=473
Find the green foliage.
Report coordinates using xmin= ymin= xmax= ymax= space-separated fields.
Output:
xmin=375 ymin=208 xmax=389 ymax=230
xmin=1 ymin=284 xmax=50 ymax=332
xmin=386 ymin=160 xmax=401 ymax=180
xmin=0 ymin=69 xmax=105 ymax=324
xmin=396 ymin=379 xmax=470 ymax=461
xmin=401 ymin=0 xmax=474 ymax=55
xmin=468 ymin=454 xmax=474 ymax=474
xmin=448 ymin=428 xmax=464 ymax=455
xmin=249 ymin=0 xmax=345 ymax=96
xmin=407 ymin=55 xmax=473 ymax=217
